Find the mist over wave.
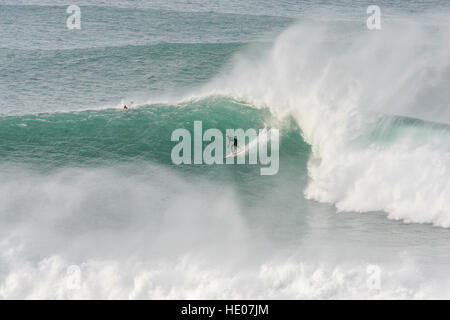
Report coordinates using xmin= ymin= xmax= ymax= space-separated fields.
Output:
xmin=194 ymin=13 xmax=450 ymax=227
xmin=2 ymin=164 xmax=449 ymax=299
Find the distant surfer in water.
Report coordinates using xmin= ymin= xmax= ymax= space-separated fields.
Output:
xmin=124 ymin=101 xmax=134 ymax=110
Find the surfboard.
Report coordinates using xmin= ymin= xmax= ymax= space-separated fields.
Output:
xmin=224 ymin=146 xmax=246 ymax=159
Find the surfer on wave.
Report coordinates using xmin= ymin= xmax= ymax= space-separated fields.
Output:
xmin=227 ymin=136 xmax=239 ymax=152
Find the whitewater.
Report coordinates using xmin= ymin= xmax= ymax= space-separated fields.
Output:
xmin=197 ymin=17 xmax=450 ymax=227
xmin=0 ymin=0 xmax=449 ymax=299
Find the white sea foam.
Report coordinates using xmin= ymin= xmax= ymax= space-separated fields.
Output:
xmin=1 ymin=251 xmax=447 ymax=299
xmin=195 ymin=14 xmax=450 ymax=227
xmin=1 ymin=163 xmax=449 ymax=299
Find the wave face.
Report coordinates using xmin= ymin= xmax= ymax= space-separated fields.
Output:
xmin=0 ymin=97 xmax=290 ymax=170
xmin=1 ymin=1 xmax=450 ymax=299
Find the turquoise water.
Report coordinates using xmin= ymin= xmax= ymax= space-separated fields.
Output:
xmin=0 ymin=1 xmax=450 ymax=298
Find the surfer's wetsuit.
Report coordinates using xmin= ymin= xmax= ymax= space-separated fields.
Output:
xmin=233 ymin=137 xmax=238 ymax=149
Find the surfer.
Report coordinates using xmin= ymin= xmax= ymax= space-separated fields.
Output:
xmin=227 ymin=136 xmax=239 ymax=152
xmin=123 ymin=105 xmax=128 ymax=110
xmin=227 ymin=136 xmax=235 ymax=151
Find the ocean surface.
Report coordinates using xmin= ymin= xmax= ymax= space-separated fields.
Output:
xmin=0 ymin=0 xmax=449 ymax=298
